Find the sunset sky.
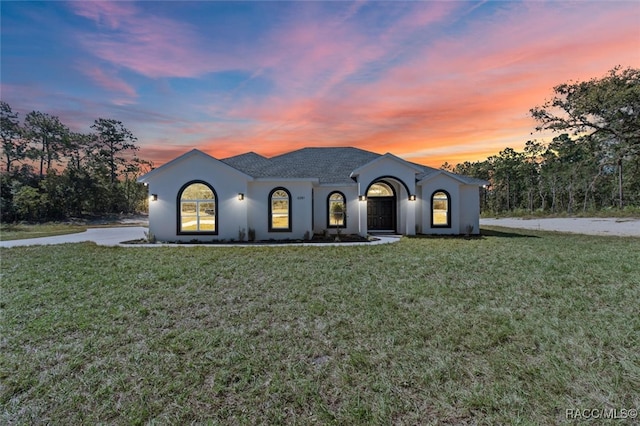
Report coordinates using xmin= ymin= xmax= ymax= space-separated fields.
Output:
xmin=2 ymin=1 xmax=639 ymax=168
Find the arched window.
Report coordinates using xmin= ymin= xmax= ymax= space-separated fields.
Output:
xmin=431 ymin=190 xmax=450 ymax=227
xmin=327 ymin=191 xmax=346 ymax=228
xmin=178 ymin=181 xmax=217 ymax=234
xmin=269 ymin=187 xmax=291 ymax=231
xmin=367 ymin=182 xmax=394 ymax=197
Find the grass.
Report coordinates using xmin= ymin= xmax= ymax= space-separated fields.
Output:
xmin=0 ymin=223 xmax=87 ymax=241
xmin=1 ymin=227 xmax=639 ymax=424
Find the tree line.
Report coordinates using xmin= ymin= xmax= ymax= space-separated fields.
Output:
xmin=442 ymin=67 xmax=640 ymax=215
xmin=1 ymin=102 xmax=152 ymax=222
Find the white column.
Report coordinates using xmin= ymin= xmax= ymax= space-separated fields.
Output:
xmin=358 ymin=197 xmax=368 ymax=237
xmin=405 ymin=197 xmax=416 ymax=235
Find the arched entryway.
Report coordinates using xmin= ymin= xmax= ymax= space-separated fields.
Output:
xmin=366 ymin=181 xmax=396 ymax=231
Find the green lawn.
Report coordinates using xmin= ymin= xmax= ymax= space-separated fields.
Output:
xmin=0 ymin=223 xmax=87 ymax=241
xmin=1 ymin=228 xmax=638 ymax=424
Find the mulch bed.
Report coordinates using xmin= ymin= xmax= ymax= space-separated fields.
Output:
xmin=122 ymin=234 xmax=373 ymax=245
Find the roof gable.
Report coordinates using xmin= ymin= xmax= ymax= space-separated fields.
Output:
xmin=405 ymin=160 xmax=488 ymax=186
xmin=417 ymin=169 xmax=488 ymax=186
xmin=138 ymin=149 xmax=252 ymax=183
xmin=349 ymin=152 xmax=425 ymax=178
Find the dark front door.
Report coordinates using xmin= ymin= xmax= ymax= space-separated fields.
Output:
xmin=367 ymin=197 xmax=395 ymax=231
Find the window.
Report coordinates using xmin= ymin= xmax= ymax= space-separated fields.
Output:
xmin=328 ymin=192 xmax=346 ymax=228
xmin=431 ymin=190 xmax=450 ymax=227
xmin=367 ymin=182 xmax=394 ymax=197
xmin=269 ymin=187 xmax=291 ymax=231
xmin=178 ymin=181 xmax=217 ymax=234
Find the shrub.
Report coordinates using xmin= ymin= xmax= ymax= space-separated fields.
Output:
xmin=143 ymin=230 xmax=156 ymax=243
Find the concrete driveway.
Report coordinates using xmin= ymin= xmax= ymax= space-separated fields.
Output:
xmin=0 ymin=227 xmax=148 ymax=248
xmin=480 ymin=217 xmax=640 ymax=237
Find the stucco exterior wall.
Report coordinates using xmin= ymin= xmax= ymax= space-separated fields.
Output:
xmin=414 ymin=191 xmax=423 ymax=234
xmin=418 ymin=174 xmax=461 ymax=235
xmin=146 ymin=154 xmax=249 ymax=242
xmin=354 ymin=157 xmax=418 ymax=197
xmin=312 ymin=185 xmax=359 ymax=235
xmin=247 ymin=180 xmax=314 ymax=241
xmin=459 ymin=185 xmax=481 ymax=234
xmin=354 ymin=156 xmax=419 ymax=236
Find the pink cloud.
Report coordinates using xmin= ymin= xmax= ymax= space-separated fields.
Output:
xmin=68 ymin=1 xmax=138 ymax=30
xmin=71 ymin=2 xmax=239 ymax=78
xmin=82 ymin=66 xmax=137 ymax=104
xmin=262 ymin=1 xmax=640 ymax=163
xmin=251 ymin=1 xmax=462 ymax=101
xmin=255 ymin=20 xmax=378 ymax=98
xmin=87 ymin=22 xmax=217 ymax=78
xmin=65 ymin=1 xmax=639 ymax=168
xmin=69 ymin=2 xmax=459 ymax=95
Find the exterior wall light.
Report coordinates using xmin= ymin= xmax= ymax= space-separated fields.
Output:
xmin=409 ymin=194 xmax=416 ymax=201
xmin=238 ymin=193 xmax=245 ymax=201
xmin=358 ymin=195 xmax=367 ymax=201
xmin=151 ymin=194 xmax=158 ymax=201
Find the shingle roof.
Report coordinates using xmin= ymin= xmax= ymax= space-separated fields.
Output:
xmin=269 ymin=147 xmax=382 ymax=183
xmin=221 ymin=152 xmax=272 ymax=177
xmin=222 ymin=147 xmax=484 ymax=185
xmin=222 ymin=147 xmax=379 ymax=184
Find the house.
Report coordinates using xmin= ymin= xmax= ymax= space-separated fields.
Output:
xmin=137 ymin=147 xmax=487 ymax=242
